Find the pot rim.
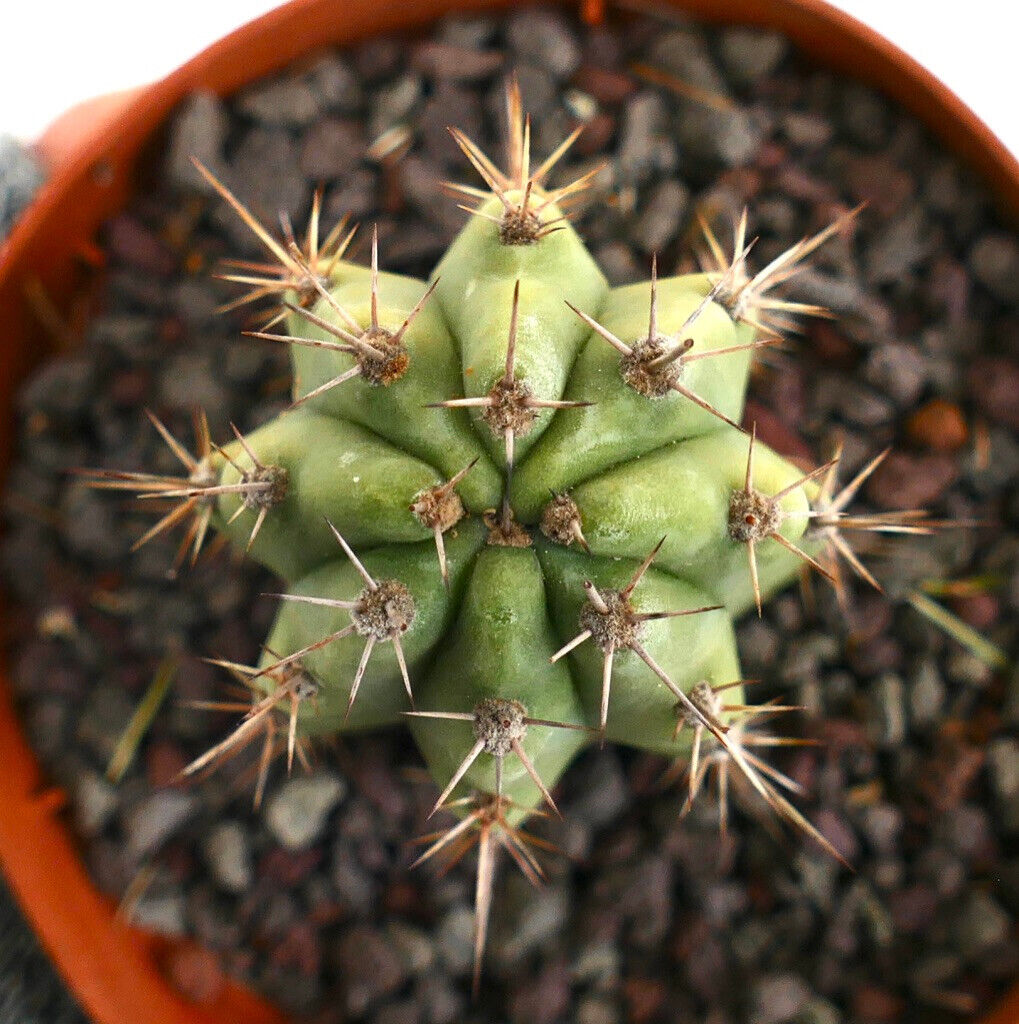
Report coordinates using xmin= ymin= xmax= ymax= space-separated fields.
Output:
xmin=0 ymin=2 xmax=1017 ymax=1023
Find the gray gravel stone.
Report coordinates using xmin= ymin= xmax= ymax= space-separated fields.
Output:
xmin=165 ymin=91 xmax=229 ymax=193
xmin=955 ymin=891 xmax=1010 ymax=960
xmin=131 ymin=885 xmax=188 ymax=937
xmin=629 ymin=179 xmax=689 ymax=254
xmin=59 ymin=484 xmax=129 ymax=562
xmin=375 ymin=1000 xmax=420 ymax=1024
xmin=332 ymin=843 xmax=377 ymax=913
xmin=648 ymin=29 xmax=726 ymax=92
xmin=868 ymin=674 xmax=906 ymax=747
xmin=335 ymin=925 xmax=407 ymax=1013
xmin=237 ymin=76 xmax=321 ymax=127
xmin=0 ymin=135 xmax=44 ymax=238
xmin=794 ymin=998 xmax=842 ymax=1024
xmin=435 ymin=905 xmax=474 ymax=974
xmin=750 ymin=973 xmax=811 ymax=1024
xmin=566 ymin=750 xmax=629 ymax=828
xmin=71 ymin=769 xmax=119 ymax=838
xmin=863 ymin=343 xmax=927 ymax=408
xmin=386 ymin=922 xmax=436 ymax=976
xmin=305 ymin=53 xmax=361 ymax=112
xmin=573 ymin=940 xmax=620 ymax=985
xmin=123 ymin=791 xmax=197 ymax=860
xmin=908 ymin=659 xmax=945 ymax=728
xmin=299 ymin=117 xmax=364 ymax=179
xmin=718 ymin=28 xmax=789 ymax=85
xmin=18 ymin=357 xmax=96 ymax=421
xmin=969 ymin=231 xmax=1019 ymax=302
xmin=781 ymin=111 xmax=833 ymax=149
xmin=617 ymin=91 xmax=677 ymax=186
xmin=76 ymin=685 xmax=134 ymax=761
xmin=576 ymin=997 xmax=619 ymax=1024
xmin=505 ymin=9 xmax=581 ymax=79
xmin=987 ymin=737 xmax=1019 ymax=832
xmin=218 ymin=128 xmax=309 ymax=252
xmin=158 ymin=352 xmax=229 ymax=420
xmin=496 ymin=885 xmax=568 ymax=963
xmin=202 ymin=820 xmax=254 ymax=893
xmin=265 ymin=771 xmax=346 ymax=850
xmin=368 ymin=74 xmax=423 ymax=139
xmin=413 ymin=974 xmax=466 ymax=1024
xmin=865 ymin=204 xmax=935 ymax=283
xmin=859 ymin=803 xmax=903 ymax=856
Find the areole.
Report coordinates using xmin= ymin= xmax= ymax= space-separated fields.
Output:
xmin=0 ymin=1 xmax=1017 ymax=1023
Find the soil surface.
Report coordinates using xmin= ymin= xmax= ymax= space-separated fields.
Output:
xmin=3 ymin=6 xmax=1019 ymax=1024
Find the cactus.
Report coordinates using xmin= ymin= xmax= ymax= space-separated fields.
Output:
xmin=83 ymin=79 xmax=943 ymax=992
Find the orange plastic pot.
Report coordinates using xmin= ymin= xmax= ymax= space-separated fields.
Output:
xmin=0 ymin=1 xmax=1017 ymax=1022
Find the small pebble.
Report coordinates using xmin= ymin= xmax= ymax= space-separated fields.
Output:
xmin=165 ymin=91 xmax=229 ymax=192
xmin=969 ymin=232 xmax=1019 ymax=302
xmin=718 ymin=28 xmax=788 ymax=86
xmin=905 ymin=399 xmax=968 ymax=451
xmin=750 ymin=973 xmax=811 ymax=1024
xmin=265 ymin=772 xmax=346 ymax=850
xmin=237 ymin=76 xmax=322 ymax=127
xmin=163 ymin=941 xmax=225 ymax=1005
xmin=202 ymin=821 xmax=254 ymax=894
xmin=123 ymin=791 xmax=197 ymax=860
xmin=954 ymin=891 xmax=1010 ymax=960
xmin=505 ymin=9 xmax=581 ymax=79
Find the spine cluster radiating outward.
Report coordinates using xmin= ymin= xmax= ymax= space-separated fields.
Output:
xmin=83 ymin=77 xmax=950 ymax=991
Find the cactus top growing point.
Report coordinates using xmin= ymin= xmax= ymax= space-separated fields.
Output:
xmin=82 ymin=77 xmax=944 ymax=990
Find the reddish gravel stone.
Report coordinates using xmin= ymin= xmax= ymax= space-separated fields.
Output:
xmin=258 ymin=846 xmax=323 ymax=885
xmin=106 ymin=214 xmax=176 ymax=277
xmin=808 ymin=321 xmax=858 ymax=368
xmin=410 ymin=41 xmax=503 ymax=81
xmin=866 ymin=451 xmax=959 ymax=509
xmin=969 ymin=357 xmax=1019 ymax=431
xmin=272 ymin=921 xmax=322 ymax=975
xmin=572 ymin=65 xmax=636 ymax=104
xmin=905 ymin=398 xmax=969 ymax=452
xmin=163 ymin=941 xmax=225 ymax=1005
xmin=845 ymin=153 xmax=915 ymax=217
xmin=623 ymin=976 xmax=667 ymax=1023
xmin=574 ymin=111 xmax=616 ymax=157
xmin=949 ymin=592 xmax=1000 ymax=631
xmin=145 ymin=739 xmax=189 ymax=789
xmin=853 ymin=986 xmax=905 ymax=1023
xmin=508 ymin=959 xmax=570 ymax=1024
xmin=743 ymin=400 xmax=814 ymax=462
xmin=888 ymin=885 xmax=937 ymax=933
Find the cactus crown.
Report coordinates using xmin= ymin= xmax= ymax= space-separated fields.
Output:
xmin=82 ymin=77 xmax=944 ymax=989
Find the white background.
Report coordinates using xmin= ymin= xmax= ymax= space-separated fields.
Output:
xmin=0 ymin=1 xmax=1013 ymax=156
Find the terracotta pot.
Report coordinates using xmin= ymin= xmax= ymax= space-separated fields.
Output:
xmin=0 ymin=2 xmax=1016 ymax=1022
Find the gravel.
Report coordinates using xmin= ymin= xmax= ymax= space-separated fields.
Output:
xmin=0 ymin=135 xmax=44 ymax=238
xmin=265 ymin=772 xmax=346 ymax=850
xmin=2 ymin=7 xmax=1018 ymax=1024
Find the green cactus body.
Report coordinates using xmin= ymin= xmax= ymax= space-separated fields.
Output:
xmin=88 ymin=85 xmax=893 ymax=986
xmin=200 ymin=176 xmax=818 ymax=815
